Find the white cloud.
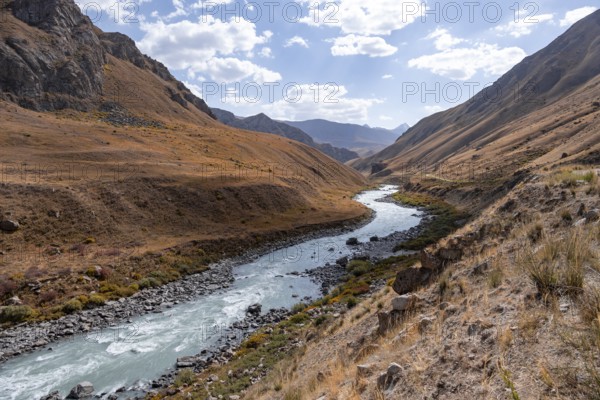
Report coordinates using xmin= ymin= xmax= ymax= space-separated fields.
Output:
xmin=424 ymin=105 xmax=445 ymax=114
xmin=427 ymin=28 xmax=464 ymax=50
xmin=329 ymin=34 xmax=397 ymax=57
xmin=137 ymin=16 xmax=279 ymax=83
xmin=259 ymin=47 xmax=273 ymax=58
xmin=408 ymin=41 xmax=527 ymax=80
xmin=194 ymin=57 xmax=281 ymax=83
xmin=298 ymin=0 xmax=423 ymax=36
xmin=382 ymin=74 xmax=393 ymax=79
xmin=379 ymin=115 xmax=393 ymax=121
xmin=261 ymin=84 xmax=382 ymax=123
xmin=559 ymin=6 xmax=597 ymax=27
xmin=494 ymin=12 xmax=554 ymax=38
xmin=138 ymin=17 xmax=270 ymax=68
xmin=284 ymin=36 xmax=309 ymax=48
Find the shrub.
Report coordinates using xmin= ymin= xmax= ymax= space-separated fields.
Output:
xmin=174 ymin=368 xmax=195 ymax=387
xmin=289 ymin=313 xmax=309 ymax=324
xmin=528 ymin=223 xmax=544 ymax=242
xmin=0 ymin=305 xmax=35 ymax=323
xmin=86 ymin=294 xmax=106 ymax=308
xmin=138 ymin=277 xmax=160 ymax=289
xmin=0 ymin=278 xmax=17 ymax=299
xmin=346 ymin=296 xmax=358 ymax=309
xmin=561 ymin=210 xmax=573 ymax=223
xmin=62 ymin=299 xmax=83 ymax=314
xmin=488 ymin=269 xmax=504 ymax=288
xmin=291 ymin=302 xmax=307 ymax=314
xmin=39 ymin=290 xmax=58 ymax=304
xmin=346 ymin=260 xmax=370 ymax=277
xmin=243 ymin=333 xmax=269 ymax=349
xmin=315 ymin=315 xmax=328 ymax=326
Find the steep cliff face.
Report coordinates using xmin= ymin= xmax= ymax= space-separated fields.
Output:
xmin=0 ymin=0 xmax=106 ymax=110
xmin=0 ymin=0 xmax=214 ymax=118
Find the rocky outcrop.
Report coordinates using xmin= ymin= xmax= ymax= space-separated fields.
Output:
xmin=0 ymin=0 xmax=215 ymax=118
xmin=66 ymin=381 xmax=94 ymax=399
xmin=0 ymin=0 xmax=105 ymax=110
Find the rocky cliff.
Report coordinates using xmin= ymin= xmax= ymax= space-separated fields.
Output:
xmin=0 ymin=0 xmax=215 ymax=118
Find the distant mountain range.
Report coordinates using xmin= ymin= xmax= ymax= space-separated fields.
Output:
xmin=283 ymin=120 xmax=409 ymax=157
xmin=211 ymin=108 xmax=360 ymax=162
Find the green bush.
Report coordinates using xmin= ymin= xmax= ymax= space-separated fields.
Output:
xmin=86 ymin=294 xmax=106 ymax=308
xmin=291 ymin=302 xmax=307 ymax=314
xmin=62 ymin=299 xmax=83 ymax=314
xmin=138 ymin=277 xmax=161 ymax=289
xmin=0 ymin=305 xmax=35 ymax=323
xmin=346 ymin=260 xmax=370 ymax=277
xmin=174 ymin=368 xmax=196 ymax=387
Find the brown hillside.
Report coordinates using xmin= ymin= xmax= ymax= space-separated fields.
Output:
xmin=0 ymin=0 xmax=367 ymax=317
xmin=353 ymin=10 xmax=600 ymax=181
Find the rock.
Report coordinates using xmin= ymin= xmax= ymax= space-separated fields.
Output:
xmin=585 ymin=210 xmax=600 ymax=223
xmin=6 ymin=296 xmax=23 ymax=306
xmin=356 ymin=364 xmax=373 ymax=377
xmin=66 ymin=381 xmax=94 ymax=399
xmin=377 ymin=311 xmax=401 ymax=335
xmin=0 ymin=220 xmax=19 ymax=232
xmin=246 ymin=303 xmax=262 ymax=315
xmin=391 ymin=294 xmax=418 ymax=312
xmin=39 ymin=391 xmax=61 ymax=400
xmin=346 ymin=237 xmax=359 ymax=246
xmin=377 ymin=363 xmax=403 ymax=390
xmin=229 ymin=396 xmax=240 ymax=400
xmin=392 ymin=266 xmax=431 ymax=295
xmin=335 ymin=256 xmax=348 ymax=267
xmin=438 ymin=247 xmax=462 ymax=261
xmin=369 ymin=236 xmax=379 ymax=242
xmin=470 ymin=261 xmax=489 ymax=276
xmin=420 ymin=250 xmax=442 ymax=272
xmin=47 ymin=210 xmax=60 ymax=218
xmin=577 ymin=203 xmax=586 ymax=216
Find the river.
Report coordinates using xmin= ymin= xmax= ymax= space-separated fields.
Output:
xmin=0 ymin=185 xmax=420 ymax=400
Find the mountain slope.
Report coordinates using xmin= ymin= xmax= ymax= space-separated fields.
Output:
xmin=284 ymin=119 xmax=407 ymax=157
xmin=212 ymin=108 xmax=359 ymax=163
xmin=0 ymin=0 xmax=368 ymax=316
xmin=353 ymin=10 xmax=600 ymax=179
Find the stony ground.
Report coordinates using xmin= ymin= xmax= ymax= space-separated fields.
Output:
xmin=237 ymin=167 xmax=600 ymax=400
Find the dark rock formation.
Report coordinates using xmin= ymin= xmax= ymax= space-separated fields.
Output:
xmin=0 ymin=0 xmax=215 ymax=118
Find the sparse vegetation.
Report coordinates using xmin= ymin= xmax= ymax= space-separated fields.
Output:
xmin=393 ymin=192 xmax=468 ymax=251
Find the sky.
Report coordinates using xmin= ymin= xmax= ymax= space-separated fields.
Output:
xmin=79 ymin=0 xmax=598 ymax=129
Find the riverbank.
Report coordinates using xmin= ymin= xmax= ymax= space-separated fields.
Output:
xmin=0 ymin=207 xmax=375 ymax=366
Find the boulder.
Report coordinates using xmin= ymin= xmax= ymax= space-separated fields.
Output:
xmin=66 ymin=381 xmax=94 ymax=399
xmin=0 ymin=220 xmax=20 ymax=232
xmin=585 ymin=210 xmax=600 ymax=223
xmin=392 ymin=266 xmax=431 ymax=295
xmin=246 ymin=303 xmax=262 ymax=315
xmin=346 ymin=237 xmax=359 ymax=246
xmin=369 ymin=236 xmax=379 ymax=242
xmin=39 ymin=392 xmax=62 ymax=400
xmin=420 ymin=250 xmax=442 ymax=271
xmin=438 ymin=247 xmax=462 ymax=261
xmin=377 ymin=363 xmax=403 ymax=391
xmin=335 ymin=257 xmax=348 ymax=267
xmin=391 ymin=294 xmax=418 ymax=312
xmin=356 ymin=364 xmax=373 ymax=377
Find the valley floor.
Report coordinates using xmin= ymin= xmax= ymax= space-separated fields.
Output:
xmin=159 ymin=166 xmax=600 ymax=400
